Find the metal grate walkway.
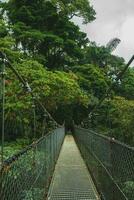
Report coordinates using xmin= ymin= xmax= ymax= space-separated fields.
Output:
xmin=47 ymin=135 xmax=100 ymax=200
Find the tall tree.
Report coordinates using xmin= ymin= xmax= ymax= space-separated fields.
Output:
xmin=115 ymin=68 xmax=134 ymax=100
xmin=1 ymin=0 xmax=95 ymax=69
xmin=51 ymin=0 xmax=96 ymax=23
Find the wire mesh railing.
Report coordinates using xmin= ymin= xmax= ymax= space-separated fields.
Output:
xmin=74 ymin=127 xmax=134 ymax=200
xmin=0 ymin=126 xmax=65 ymax=200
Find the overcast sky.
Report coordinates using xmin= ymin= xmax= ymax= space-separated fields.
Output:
xmin=75 ymin=0 xmax=134 ymax=62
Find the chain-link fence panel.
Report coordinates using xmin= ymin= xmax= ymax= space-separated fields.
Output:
xmin=0 ymin=126 xmax=65 ymax=200
xmin=74 ymin=127 xmax=134 ymax=200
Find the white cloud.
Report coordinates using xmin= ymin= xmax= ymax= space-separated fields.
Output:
xmin=74 ymin=0 xmax=134 ymax=62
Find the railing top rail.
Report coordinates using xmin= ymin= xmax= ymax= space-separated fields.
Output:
xmin=75 ymin=126 xmax=134 ymax=151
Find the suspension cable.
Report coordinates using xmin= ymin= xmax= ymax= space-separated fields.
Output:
xmin=0 ymin=51 xmax=60 ymax=165
xmin=0 ymin=51 xmax=58 ymax=126
xmin=89 ymin=55 xmax=134 ymax=115
xmin=0 ymin=58 xmax=6 ymax=165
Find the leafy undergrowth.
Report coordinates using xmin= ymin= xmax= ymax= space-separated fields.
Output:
xmin=0 ymin=138 xmax=31 ymax=161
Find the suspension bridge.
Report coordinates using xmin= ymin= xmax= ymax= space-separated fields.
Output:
xmin=0 ymin=53 xmax=134 ymax=200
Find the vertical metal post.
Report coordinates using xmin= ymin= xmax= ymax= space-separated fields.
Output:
xmin=1 ymin=62 xmax=5 ymax=165
xmin=31 ymin=96 xmax=36 ymax=140
xmin=42 ymin=114 xmax=46 ymax=137
xmin=32 ymin=101 xmax=36 ymax=200
xmin=107 ymin=96 xmax=111 ymax=137
xmin=32 ymin=103 xmax=36 ymax=139
xmin=110 ymin=138 xmax=114 ymax=200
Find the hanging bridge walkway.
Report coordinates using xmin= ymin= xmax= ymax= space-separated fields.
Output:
xmin=47 ymin=135 xmax=99 ymax=200
xmin=0 ymin=52 xmax=134 ymax=200
xmin=0 ymin=126 xmax=134 ymax=200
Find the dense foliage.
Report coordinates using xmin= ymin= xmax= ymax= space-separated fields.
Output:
xmin=0 ymin=0 xmax=134 ymax=151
